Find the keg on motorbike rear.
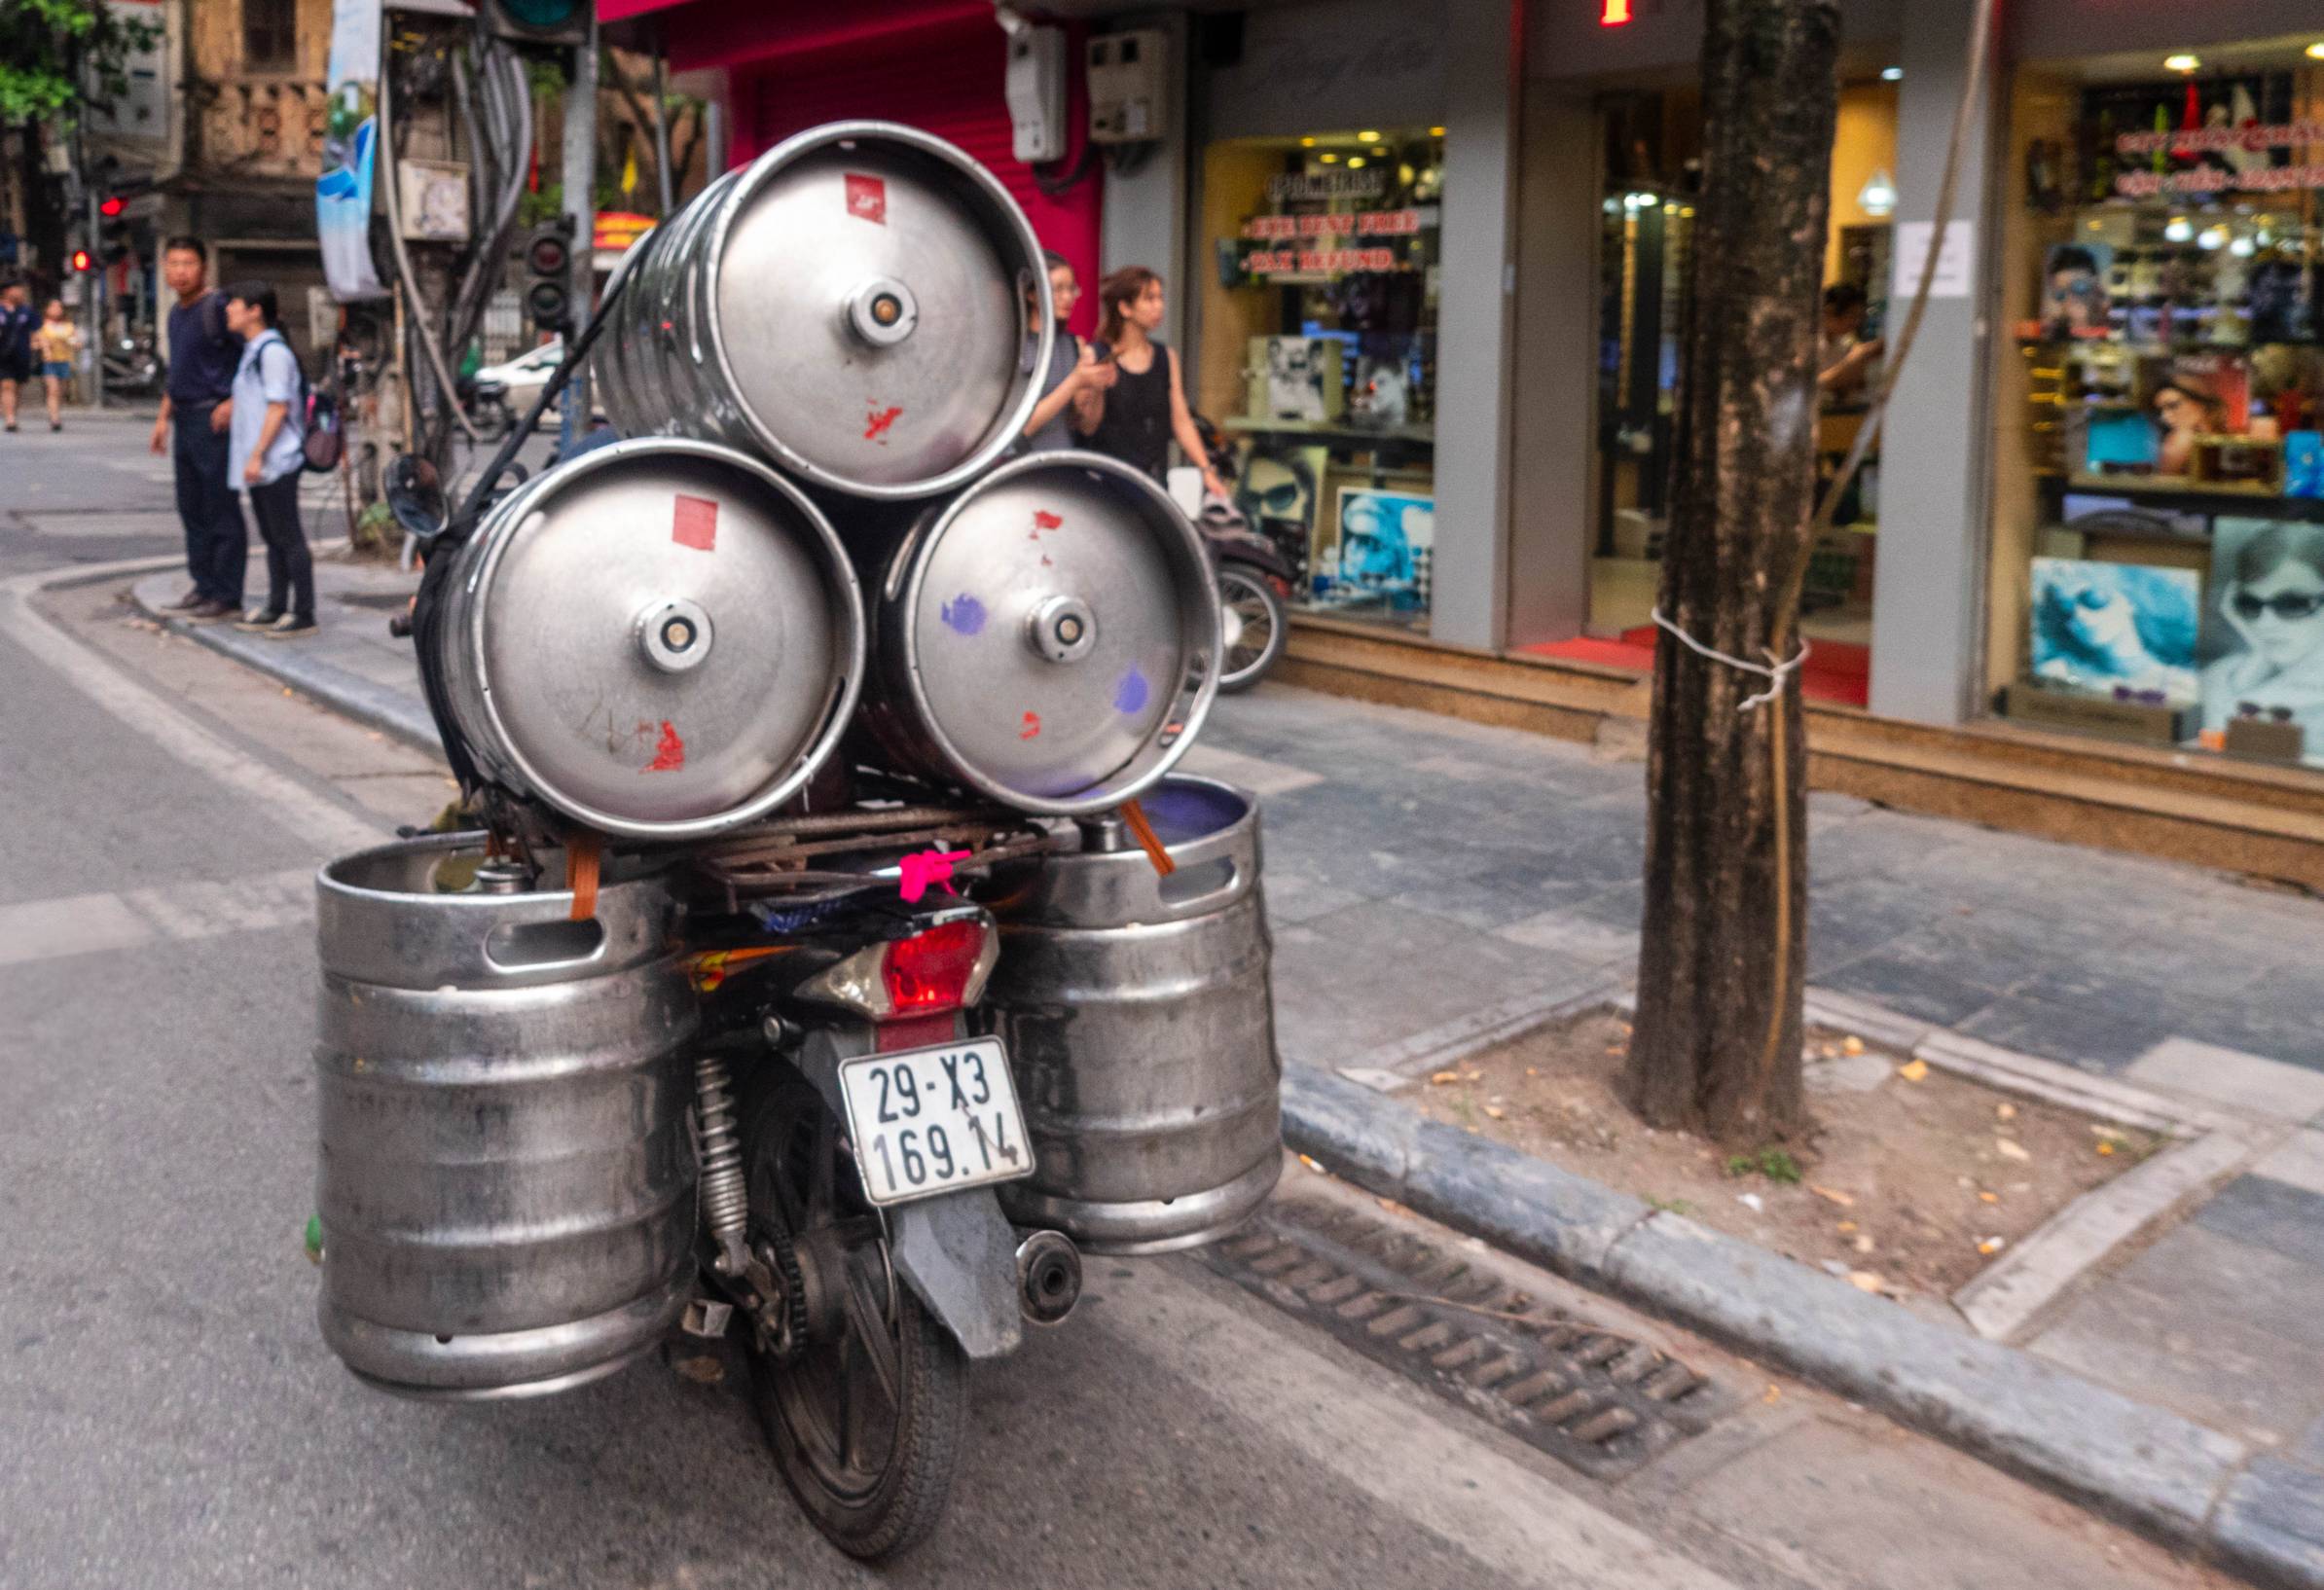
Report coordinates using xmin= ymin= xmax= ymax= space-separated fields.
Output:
xmin=430 ymin=438 xmax=863 ymax=843
xmin=862 ymin=451 xmax=1220 ymax=816
xmin=312 ymin=835 xmax=700 ymax=1398
xmin=600 ymin=122 xmax=1050 ymax=500
xmin=980 ymin=777 xmax=1281 ymax=1253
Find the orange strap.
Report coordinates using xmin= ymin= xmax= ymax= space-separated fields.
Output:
xmin=564 ymin=830 xmax=602 ymax=921
xmin=1119 ymin=798 xmax=1175 ymax=878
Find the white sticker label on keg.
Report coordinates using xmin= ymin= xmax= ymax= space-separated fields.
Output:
xmin=845 ymin=173 xmax=887 ymax=224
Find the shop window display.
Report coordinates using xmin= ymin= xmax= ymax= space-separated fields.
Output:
xmin=2000 ymin=50 xmax=2324 ymax=769
xmin=1195 ymin=129 xmax=1442 ymax=629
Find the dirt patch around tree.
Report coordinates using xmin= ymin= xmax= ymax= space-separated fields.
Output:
xmin=1407 ymin=1008 xmax=2161 ymax=1300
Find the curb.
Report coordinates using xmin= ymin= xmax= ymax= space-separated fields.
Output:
xmin=1280 ymin=1065 xmax=2318 ymax=1590
xmin=128 ymin=573 xmax=443 ymax=756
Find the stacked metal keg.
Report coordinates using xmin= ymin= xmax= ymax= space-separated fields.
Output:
xmin=313 ymin=121 xmax=1281 ymax=1400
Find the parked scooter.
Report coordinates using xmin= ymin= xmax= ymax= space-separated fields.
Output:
xmin=102 ymin=333 xmax=162 ymax=398
xmin=1192 ymin=416 xmax=1297 ymax=693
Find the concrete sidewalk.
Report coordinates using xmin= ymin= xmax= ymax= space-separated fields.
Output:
xmin=128 ymin=552 xmax=2324 ymax=1576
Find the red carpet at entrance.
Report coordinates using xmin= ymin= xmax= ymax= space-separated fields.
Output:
xmin=1521 ymin=627 xmax=1871 ymax=707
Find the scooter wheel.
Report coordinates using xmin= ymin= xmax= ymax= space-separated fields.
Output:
xmin=1216 ymin=564 xmax=1288 ymax=694
xmin=743 ymin=1076 xmax=967 ymax=1562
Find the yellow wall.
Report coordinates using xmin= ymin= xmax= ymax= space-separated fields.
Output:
xmin=1825 ymin=84 xmax=1898 ymax=283
xmin=1195 ymin=142 xmax=1284 ymax=422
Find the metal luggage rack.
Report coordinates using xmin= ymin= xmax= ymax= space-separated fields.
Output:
xmin=684 ymin=797 xmax=1067 ymax=911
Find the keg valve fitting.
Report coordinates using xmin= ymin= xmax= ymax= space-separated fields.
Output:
xmin=1027 ymin=595 xmax=1098 ymax=664
xmin=845 ymin=277 xmax=920 ymax=348
xmin=637 ymin=597 xmax=714 ymax=674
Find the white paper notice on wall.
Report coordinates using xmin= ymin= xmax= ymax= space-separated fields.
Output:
xmin=1893 ymin=220 xmax=1976 ymax=301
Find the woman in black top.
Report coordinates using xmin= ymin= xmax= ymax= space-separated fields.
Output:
xmin=1077 ymin=267 xmax=1228 ymax=501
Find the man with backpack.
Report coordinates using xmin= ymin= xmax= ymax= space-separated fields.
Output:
xmin=151 ymin=238 xmax=249 ymax=620
xmin=222 ymin=280 xmax=316 ymax=638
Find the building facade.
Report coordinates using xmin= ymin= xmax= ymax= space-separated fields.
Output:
xmin=612 ymin=0 xmax=2324 ymax=878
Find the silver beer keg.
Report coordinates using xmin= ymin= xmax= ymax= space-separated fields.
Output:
xmin=981 ymin=777 xmax=1281 ymax=1253
xmin=313 ymin=835 xmax=700 ymax=1398
xmin=599 ymin=122 xmax=1051 ymax=500
xmin=432 ymin=438 xmax=863 ymax=842
xmin=864 ymin=452 xmax=1220 ymax=816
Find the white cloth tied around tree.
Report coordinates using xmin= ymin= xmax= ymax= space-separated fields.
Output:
xmin=1650 ymin=608 xmax=1813 ymax=712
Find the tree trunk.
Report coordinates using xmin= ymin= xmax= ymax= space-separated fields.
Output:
xmin=1624 ymin=0 xmax=1840 ymax=1146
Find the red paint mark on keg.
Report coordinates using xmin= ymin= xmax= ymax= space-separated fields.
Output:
xmin=671 ymin=493 xmax=718 ymax=551
xmin=1033 ymin=509 xmax=1063 ymax=531
xmin=644 ymin=720 xmax=686 ymax=772
xmin=864 ymin=404 xmax=903 ymax=443
xmin=844 ymin=173 xmax=888 ymax=224
xmin=1019 ymin=711 xmax=1041 ymax=740
xmin=898 ymin=849 xmax=972 ymax=904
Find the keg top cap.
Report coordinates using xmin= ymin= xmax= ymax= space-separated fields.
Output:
xmin=708 ymin=122 xmax=1053 ymax=501
xmin=465 ymin=440 xmax=863 ymax=841
xmin=897 ymin=452 xmax=1218 ymax=814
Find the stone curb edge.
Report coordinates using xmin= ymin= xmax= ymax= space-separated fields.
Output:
xmin=127 ymin=572 xmax=443 ymax=756
xmin=1280 ymin=1065 xmax=2320 ymax=1590
xmin=104 ymin=566 xmax=2323 ymax=1589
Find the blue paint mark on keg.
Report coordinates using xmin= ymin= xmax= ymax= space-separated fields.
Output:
xmin=1114 ymin=667 xmax=1151 ymax=714
xmin=940 ymin=594 xmax=987 ymax=636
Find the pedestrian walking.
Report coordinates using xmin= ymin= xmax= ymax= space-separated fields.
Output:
xmin=150 ymin=237 xmax=249 ymax=622
xmin=1077 ymin=266 xmax=1227 ymax=500
xmin=1018 ymin=251 xmax=1115 ymax=453
xmin=221 ymin=281 xmax=316 ymax=639
xmin=0 ymin=278 xmax=34 ymax=433
xmin=32 ymin=299 xmax=81 ymax=432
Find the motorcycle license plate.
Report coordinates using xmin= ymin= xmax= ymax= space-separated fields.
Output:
xmin=836 ymin=1037 xmax=1034 ymax=1208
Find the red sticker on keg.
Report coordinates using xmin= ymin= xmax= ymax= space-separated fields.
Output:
xmin=1033 ymin=510 xmax=1063 ymax=530
xmin=845 ymin=173 xmax=887 ymax=224
xmin=645 ymin=720 xmax=686 ymax=772
xmin=672 ymin=493 xmax=718 ymax=552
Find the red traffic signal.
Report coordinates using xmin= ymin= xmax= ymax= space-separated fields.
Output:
xmin=70 ymin=248 xmax=94 ymax=271
xmin=526 ymin=232 xmax=569 ymax=277
xmin=98 ymin=196 xmax=126 ymax=218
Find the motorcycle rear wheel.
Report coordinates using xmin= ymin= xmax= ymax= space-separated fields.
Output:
xmin=743 ymin=1077 xmax=966 ymax=1563
xmin=1216 ymin=563 xmax=1287 ymax=694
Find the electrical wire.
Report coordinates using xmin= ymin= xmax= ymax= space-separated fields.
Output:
xmin=378 ymin=30 xmax=482 ymax=449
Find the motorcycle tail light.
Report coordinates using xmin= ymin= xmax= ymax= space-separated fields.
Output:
xmin=794 ymin=913 xmax=999 ymax=1022
xmin=882 ymin=919 xmax=992 ymax=1016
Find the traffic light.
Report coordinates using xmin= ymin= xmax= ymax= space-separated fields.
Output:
xmin=69 ymin=248 xmax=93 ymax=272
xmin=98 ymin=196 xmax=125 ymax=218
xmin=487 ymin=0 xmax=586 ymax=45
xmin=523 ymin=217 xmax=574 ymax=333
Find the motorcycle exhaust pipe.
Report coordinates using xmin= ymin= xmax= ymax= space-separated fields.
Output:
xmin=1015 ymin=1230 xmax=1082 ymax=1326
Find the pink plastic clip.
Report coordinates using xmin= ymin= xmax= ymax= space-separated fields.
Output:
xmin=898 ymin=849 xmax=972 ymax=904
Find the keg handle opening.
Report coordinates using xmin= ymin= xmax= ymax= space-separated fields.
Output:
xmin=483 ymin=918 xmax=609 ymax=975
xmin=1156 ymin=855 xmax=1240 ymax=914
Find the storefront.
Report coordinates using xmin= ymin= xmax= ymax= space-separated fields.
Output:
xmin=1185 ymin=0 xmax=1464 ymax=634
xmin=1993 ymin=36 xmax=2324 ymax=773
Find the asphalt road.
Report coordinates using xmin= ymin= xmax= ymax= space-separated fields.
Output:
xmin=0 ymin=415 xmax=2234 ymax=1590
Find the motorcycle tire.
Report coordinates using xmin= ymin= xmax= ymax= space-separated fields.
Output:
xmin=469 ymin=399 xmax=513 ymax=444
xmin=1216 ymin=563 xmax=1288 ymax=695
xmin=743 ymin=1076 xmax=967 ymax=1563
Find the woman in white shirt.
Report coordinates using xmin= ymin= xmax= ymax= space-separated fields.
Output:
xmin=221 ymin=281 xmax=315 ymax=638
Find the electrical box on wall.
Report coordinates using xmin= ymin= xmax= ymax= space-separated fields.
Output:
xmin=1005 ymin=24 xmax=1069 ymax=164
xmin=1087 ymin=29 xmax=1168 ymax=144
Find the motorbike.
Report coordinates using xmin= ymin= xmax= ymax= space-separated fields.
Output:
xmin=1191 ymin=416 xmax=1298 ymax=693
xmin=102 ymin=333 xmax=162 ymax=397
xmin=353 ymin=213 xmax=1280 ymax=1560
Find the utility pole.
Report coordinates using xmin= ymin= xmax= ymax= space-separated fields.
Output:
xmin=558 ymin=12 xmax=597 ymax=455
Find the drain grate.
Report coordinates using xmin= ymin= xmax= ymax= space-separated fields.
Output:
xmin=1201 ymin=1195 xmax=1727 ymax=1479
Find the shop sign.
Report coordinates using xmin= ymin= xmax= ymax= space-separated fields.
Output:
xmin=2110 ymin=122 xmax=2324 ymax=199
xmin=1244 ymin=247 xmax=1402 ymax=273
xmin=1240 ymin=208 xmax=1423 ymax=240
xmin=1265 ymin=169 xmax=1391 ymax=202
